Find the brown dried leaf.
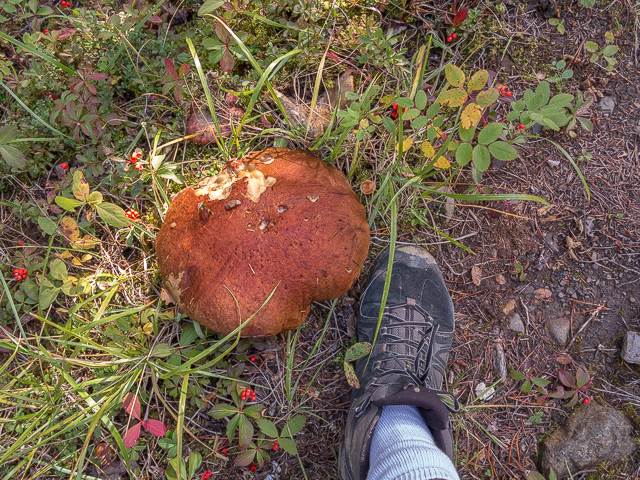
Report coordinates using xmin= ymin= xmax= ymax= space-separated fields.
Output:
xmin=471 ymin=265 xmax=482 ymax=286
xmin=555 ymin=354 xmax=573 ymax=365
xmin=534 ymin=288 xmax=552 ymax=299
xmin=495 ymin=274 xmax=506 ymax=285
xmin=161 ymin=288 xmax=176 ymax=305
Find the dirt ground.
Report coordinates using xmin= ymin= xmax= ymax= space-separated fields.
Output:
xmin=213 ymin=2 xmax=640 ymax=479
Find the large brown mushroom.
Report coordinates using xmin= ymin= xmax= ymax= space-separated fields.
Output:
xmin=155 ymin=148 xmax=370 ymax=336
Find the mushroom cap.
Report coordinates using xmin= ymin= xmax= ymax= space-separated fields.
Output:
xmin=156 ymin=148 xmax=370 ymax=337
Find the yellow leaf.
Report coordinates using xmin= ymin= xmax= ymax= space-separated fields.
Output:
xmin=461 ymin=103 xmax=483 ymax=129
xmin=71 ymin=234 xmax=101 ymax=250
xmin=434 ymin=157 xmax=451 ymax=169
xmin=60 ymin=216 xmax=80 ymax=241
xmin=434 ymin=127 xmax=444 ymax=138
xmin=397 ymin=137 xmax=414 ymax=152
xmin=72 ymin=257 xmax=83 ymax=266
xmin=81 ymin=254 xmax=92 ymax=263
xmin=57 ymin=251 xmax=74 ymax=259
xmin=142 ymin=322 xmax=154 ymax=336
xmin=421 ymin=141 xmax=435 ymax=158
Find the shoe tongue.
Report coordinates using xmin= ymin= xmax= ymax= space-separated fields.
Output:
xmin=373 ymin=387 xmax=450 ymax=431
xmin=360 ymin=272 xmax=405 ymax=317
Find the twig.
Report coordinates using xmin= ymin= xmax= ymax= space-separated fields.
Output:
xmin=566 ymin=305 xmax=605 ymax=350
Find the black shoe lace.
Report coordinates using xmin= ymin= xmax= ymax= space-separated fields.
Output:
xmin=355 ymin=302 xmax=460 ymax=416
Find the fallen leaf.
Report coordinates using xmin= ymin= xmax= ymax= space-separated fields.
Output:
xmin=502 ymin=298 xmax=516 ymax=315
xmin=555 ymin=354 xmax=573 ymax=365
xmin=534 ymin=288 xmax=552 ymax=299
xmin=471 ymin=265 xmax=482 ymax=286
xmin=270 ymin=71 xmax=353 ymax=139
xmin=160 ymin=288 xmax=175 ymax=305
xmin=434 ymin=156 xmax=451 ymax=169
xmin=496 ymin=274 xmax=506 ymax=285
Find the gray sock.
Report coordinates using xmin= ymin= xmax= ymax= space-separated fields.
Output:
xmin=367 ymin=405 xmax=460 ymax=480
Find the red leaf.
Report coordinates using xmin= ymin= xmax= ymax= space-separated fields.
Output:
xmin=215 ymin=20 xmax=230 ymax=42
xmin=141 ymin=419 xmax=166 ymax=437
xmin=88 ymin=73 xmax=108 ymax=81
xmin=453 ymin=6 xmax=469 ymax=25
xmin=576 ymin=365 xmax=591 ymax=389
xmin=123 ymin=422 xmax=141 ymax=449
xmin=219 ymin=50 xmax=235 ymax=73
xmin=148 ymin=14 xmax=163 ymax=23
xmin=123 ymin=392 xmax=141 ymax=420
xmin=178 ymin=63 xmax=190 ymax=78
xmin=557 ymin=369 xmax=576 ymax=389
xmin=57 ymin=28 xmax=77 ymax=40
xmin=164 ymin=58 xmax=179 ymax=80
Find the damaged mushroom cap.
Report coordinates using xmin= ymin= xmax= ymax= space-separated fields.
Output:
xmin=156 ymin=148 xmax=370 ymax=337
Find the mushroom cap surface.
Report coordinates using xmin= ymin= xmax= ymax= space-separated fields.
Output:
xmin=156 ymin=148 xmax=370 ymax=336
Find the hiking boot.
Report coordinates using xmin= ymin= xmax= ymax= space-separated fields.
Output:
xmin=338 ymin=245 xmax=459 ymax=480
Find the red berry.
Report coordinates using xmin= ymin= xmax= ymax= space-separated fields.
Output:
xmin=506 ymin=91 xmax=512 ymax=97
xmin=251 ymin=395 xmax=256 ymax=401
xmin=222 ymin=448 xmax=227 ymax=454
xmin=446 ymin=36 xmax=452 ymax=42
xmin=273 ymin=444 xmax=279 ymax=451
xmin=202 ymin=471 xmax=212 ymax=480
xmin=250 ymin=356 xmax=255 ymax=362
xmin=500 ymin=86 xmax=506 ymax=91
xmin=250 ymin=465 xmax=256 ymax=471
xmin=18 ymin=242 xmax=23 ymax=246
xmin=584 ymin=399 xmax=590 ymax=404
xmin=60 ymin=163 xmax=68 ymax=169
xmin=130 ymin=158 xmax=137 ymax=164
xmin=13 ymin=269 xmax=18 ymax=275
xmin=452 ymin=33 xmax=457 ymax=39
xmin=135 ymin=164 xmax=143 ymax=170
xmin=44 ymin=29 xmax=49 ymax=33
xmin=518 ymin=124 xmax=524 ymax=130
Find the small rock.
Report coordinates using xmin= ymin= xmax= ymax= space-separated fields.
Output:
xmin=543 ymin=233 xmax=560 ymax=253
xmin=475 ymin=382 xmax=495 ymax=401
xmin=546 ymin=317 xmax=571 ymax=345
xmin=523 ymin=285 xmax=535 ymax=295
xmin=539 ymin=403 xmax=636 ymax=476
xmin=495 ymin=274 xmax=506 ymax=286
xmin=622 ymin=332 xmax=640 ymax=364
xmin=509 ymin=313 xmax=525 ymax=334
xmin=547 ymin=159 xmax=560 ymax=168
xmin=502 ymin=299 xmax=516 ymax=316
xmin=597 ymin=96 xmax=615 ymax=114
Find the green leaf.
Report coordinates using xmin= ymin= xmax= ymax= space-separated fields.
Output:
xmin=151 ymin=343 xmax=173 ymax=358
xmin=535 ymin=81 xmax=550 ymax=108
xmin=472 ymin=145 xmax=491 ymax=172
xmin=576 ymin=365 xmax=591 ymax=389
xmin=581 ymin=0 xmax=595 ymax=6
xmin=72 ymin=171 xmax=90 ymax=201
xmin=198 ymin=0 xmax=225 ymax=16
xmin=477 ymin=122 xmax=503 ymax=145
xmin=243 ymin=404 xmax=265 ymax=419
xmin=277 ymin=437 xmax=298 ymax=455
xmin=506 ymin=111 xmax=520 ymax=122
xmin=345 ymin=342 xmax=372 ymax=362
xmin=548 ymin=93 xmax=574 ymax=107
xmin=36 ymin=6 xmax=53 ymax=15
xmin=55 ymin=196 xmax=84 ymax=212
xmin=40 ymin=286 xmax=60 ymax=309
xmin=444 ymin=64 xmax=465 ymax=87
xmin=86 ymin=191 xmax=103 ymax=205
xmin=396 ymin=97 xmax=413 ymax=109
xmin=381 ymin=116 xmax=396 ymax=134
xmin=94 ymin=203 xmax=129 ymax=227
xmin=0 ymin=144 xmax=26 ymax=169
xmin=188 ymin=451 xmax=202 ymax=480
xmin=238 ymin=415 xmax=254 ymax=450
xmin=414 ymin=90 xmax=427 ymax=110
xmin=527 ymin=472 xmax=547 ymax=480
xmin=38 ymin=217 xmax=57 ymax=235
xmin=49 ymin=259 xmax=68 ymax=281
xmin=521 ymin=379 xmax=532 ymax=394
xmin=601 ymin=45 xmax=619 ymax=57
xmin=561 ymin=69 xmax=574 ymax=79
xmin=585 ymin=41 xmax=599 ymax=52
xmin=210 ymin=404 xmax=237 ymax=419
xmin=577 ymin=117 xmax=594 ymax=132
xmin=426 ymin=101 xmax=440 ymax=119
xmin=459 ymin=125 xmax=475 ymax=142
xmin=411 ymin=116 xmax=429 ymax=130
xmin=284 ymin=415 xmax=306 ymax=436
xmin=438 ymin=87 xmax=467 ymax=107
xmin=531 ymin=377 xmax=551 ymax=388
xmin=475 ymin=88 xmax=499 ymax=108
xmin=179 ymin=323 xmax=199 ymax=347
xmin=510 ymin=370 xmax=526 ymax=381
xmin=456 ymin=143 xmax=473 ymax=166
xmin=0 ymin=125 xmax=18 ymax=144
xmin=234 ymin=449 xmax=256 ymax=467
xmin=488 ymin=141 xmax=518 ymax=161
xmin=256 ymin=418 xmax=279 ymax=438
